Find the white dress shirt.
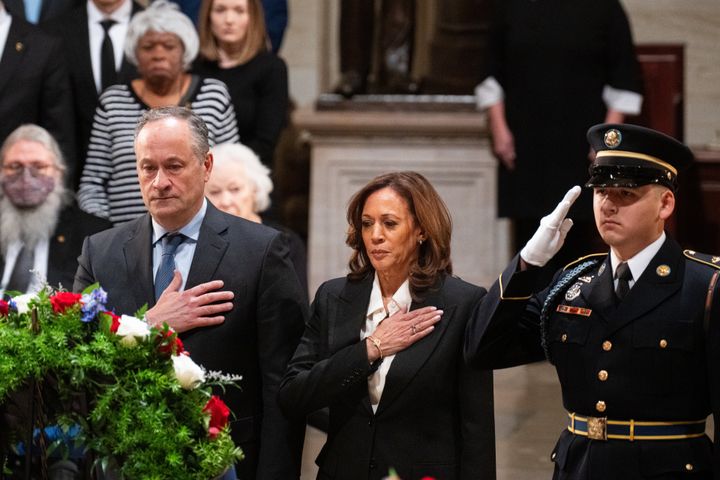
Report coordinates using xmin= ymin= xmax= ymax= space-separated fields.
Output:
xmin=1 ymin=237 xmax=51 ymax=294
xmin=610 ymin=231 xmax=666 ymax=291
xmin=87 ymin=0 xmax=132 ymax=93
xmin=361 ymin=274 xmax=412 ymax=413
xmin=151 ymin=199 xmax=207 ymax=293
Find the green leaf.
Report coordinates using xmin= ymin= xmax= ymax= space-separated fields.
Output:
xmin=81 ymin=282 xmax=101 ymax=295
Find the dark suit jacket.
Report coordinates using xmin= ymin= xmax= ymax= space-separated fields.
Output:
xmin=4 ymin=0 xmax=81 ymax=23
xmin=465 ymin=236 xmax=720 ymax=479
xmin=0 ymin=15 xmax=76 ymax=180
xmin=73 ymin=202 xmax=308 ymax=480
xmin=43 ymin=1 xmax=143 ymax=187
xmin=0 ymin=202 xmax=111 ymax=290
xmin=279 ymin=274 xmax=496 ymax=480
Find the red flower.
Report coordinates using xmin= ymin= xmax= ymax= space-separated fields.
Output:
xmin=50 ymin=292 xmax=82 ymax=313
xmin=104 ymin=311 xmax=121 ymax=333
xmin=203 ymin=396 xmax=230 ymax=438
xmin=0 ymin=299 xmax=8 ymax=316
xmin=157 ymin=330 xmax=185 ymax=356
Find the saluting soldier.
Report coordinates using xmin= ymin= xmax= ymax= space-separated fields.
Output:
xmin=466 ymin=123 xmax=720 ymax=479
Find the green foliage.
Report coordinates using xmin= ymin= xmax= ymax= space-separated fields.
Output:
xmin=0 ymin=289 xmax=242 ymax=479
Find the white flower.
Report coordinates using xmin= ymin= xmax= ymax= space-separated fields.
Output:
xmin=12 ymin=293 xmax=36 ymax=315
xmin=172 ymin=354 xmax=205 ymax=390
xmin=116 ymin=315 xmax=151 ymax=347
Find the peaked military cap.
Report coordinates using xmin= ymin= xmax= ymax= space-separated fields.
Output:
xmin=585 ymin=123 xmax=694 ymax=191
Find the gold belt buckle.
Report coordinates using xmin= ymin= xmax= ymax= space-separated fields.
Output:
xmin=586 ymin=416 xmax=608 ymax=441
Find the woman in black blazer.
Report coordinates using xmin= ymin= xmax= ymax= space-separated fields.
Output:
xmin=279 ymin=171 xmax=496 ymax=480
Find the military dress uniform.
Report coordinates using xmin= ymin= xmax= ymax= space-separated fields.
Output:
xmin=465 ymin=124 xmax=720 ymax=479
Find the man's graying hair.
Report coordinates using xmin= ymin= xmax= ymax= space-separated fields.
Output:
xmin=135 ymin=106 xmax=210 ymax=161
xmin=0 ymin=124 xmax=67 ymax=175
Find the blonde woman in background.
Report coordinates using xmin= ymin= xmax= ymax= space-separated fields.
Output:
xmin=195 ymin=0 xmax=288 ymax=169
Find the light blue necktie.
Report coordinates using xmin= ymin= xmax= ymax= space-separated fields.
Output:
xmin=154 ymin=233 xmax=185 ymax=300
xmin=23 ymin=0 xmax=42 ymax=24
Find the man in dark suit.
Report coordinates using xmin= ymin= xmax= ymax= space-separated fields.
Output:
xmin=43 ymin=0 xmax=143 ymax=187
xmin=74 ymin=106 xmax=307 ymax=479
xmin=466 ymin=124 xmax=720 ymax=478
xmin=0 ymin=2 xmax=76 ymax=182
xmin=3 ymin=0 xmax=81 ymax=23
xmin=0 ymin=124 xmax=110 ymax=295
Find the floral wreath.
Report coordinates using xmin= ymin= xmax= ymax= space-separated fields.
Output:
xmin=0 ymin=285 xmax=242 ymax=479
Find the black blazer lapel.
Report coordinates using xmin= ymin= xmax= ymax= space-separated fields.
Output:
xmin=376 ymin=283 xmax=451 ymax=415
xmin=123 ymin=215 xmax=155 ymax=307
xmin=47 ymin=228 xmax=72 ymax=288
xmin=333 ymin=276 xmax=374 ymax=414
xmin=185 ymin=203 xmax=229 ymax=289
xmin=0 ymin=19 xmax=27 ymax=94
xmin=606 ymin=237 xmax=684 ymax=336
xmin=71 ymin=7 xmax=96 ymax=95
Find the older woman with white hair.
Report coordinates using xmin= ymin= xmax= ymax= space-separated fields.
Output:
xmin=77 ymin=0 xmax=240 ymax=226
xmin=206 ymin=142 xmax=307 ymax=294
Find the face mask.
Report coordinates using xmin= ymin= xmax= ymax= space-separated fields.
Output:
xmin=1 ymin=168 xmax=56 ymax=208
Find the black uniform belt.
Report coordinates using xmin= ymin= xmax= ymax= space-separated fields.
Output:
xmin=567 ymin=412 xmax=707 ymax=441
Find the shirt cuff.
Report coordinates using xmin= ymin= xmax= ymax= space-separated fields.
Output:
xmin=475 ymin=77 xmax=504 ymax=110
xmin=602 ymin=85 xmax=643 ymax=115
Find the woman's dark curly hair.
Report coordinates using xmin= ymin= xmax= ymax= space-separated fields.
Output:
xmin=345 ymin=171 xmax=452 ymax=299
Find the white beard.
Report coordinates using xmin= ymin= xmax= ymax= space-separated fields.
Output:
xmin=0 ymin=185 xmax=67 ymax=256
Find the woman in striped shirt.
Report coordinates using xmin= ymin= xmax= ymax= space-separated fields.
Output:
xmin=78 ymin=1 xmax=239 ymax=225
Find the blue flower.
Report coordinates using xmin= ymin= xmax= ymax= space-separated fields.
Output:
xmin=80 ymin=288 xmax=108 ymax=323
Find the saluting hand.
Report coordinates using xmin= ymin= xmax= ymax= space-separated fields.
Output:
xmin=520 ymin=185 xmax=582 ymax=267
xmin=145 ymin=270 xmax=234 ymax=333
xmin=366 ymin=306 xmax=443 ymax=363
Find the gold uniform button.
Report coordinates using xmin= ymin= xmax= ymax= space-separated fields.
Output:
xmin=659 ymin=339 xmax=668 ymax=348
xmin=685 ymin=463 xmax=694 ymax=471
xmin=598 ymin=370 xmax=609 ymax=381
xmin=561 ymin=333 xmax=568 ymax=342
xmin=602 ymin=340 xmax=612 ymax=351
xmin=596 ymin=400 xmax=606 ymax=413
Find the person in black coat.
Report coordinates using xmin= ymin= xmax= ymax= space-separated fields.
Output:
xmin=466 ymin=124 xmax=720 ymax=479
xmin=73 ymin=107 xmax=307 ymax=479
xmin=476 ymin=0 xmax=643 ymax=269
xmin=0 ymin=3 xmax=76 ymax=183
xmin=279 ymin=172 xmax=496 ymax=479
xmin=42 ymin=0 xmax=144 ymax=187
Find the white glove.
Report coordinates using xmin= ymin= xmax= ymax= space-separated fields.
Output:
xmin=520 ymin=186 xmax=582 ymax=267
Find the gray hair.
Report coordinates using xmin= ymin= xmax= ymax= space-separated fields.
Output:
xmin=124 ymin=0 xmax=199 ymax=70
xmin=211 ymin=143 xmax=273 ymax=212
xmin=135 ymin=106 xmax=210 ymax=161
xmin=0 ymin=124 xmax=67 ymax=176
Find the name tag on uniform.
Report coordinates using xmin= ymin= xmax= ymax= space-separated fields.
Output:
xmin=556 ymin=305 xmax=592 ymax=316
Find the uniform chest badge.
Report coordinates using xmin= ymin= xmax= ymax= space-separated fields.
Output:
xmin=656 ymin=264 xmax=671 ymax=277
xmin=565 ymin=282 xmax=583 ymax=301
xmin=578 ymin=276 xmax=593 ymax=283
xmin=598 ymin=263 xmax=606 ymax=276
